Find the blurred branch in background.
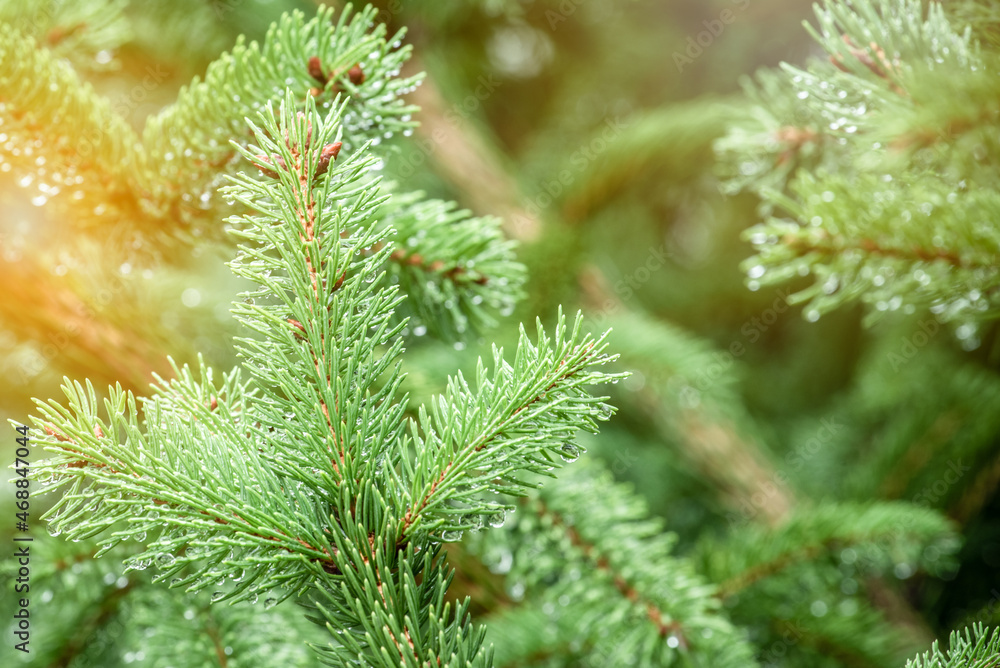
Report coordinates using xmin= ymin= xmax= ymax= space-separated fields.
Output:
xmin=1 ymin=0 xmax=999 ymax=666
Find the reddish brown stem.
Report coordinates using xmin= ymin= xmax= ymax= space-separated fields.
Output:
xmin=535 ymin=499 xmax=689 ymax=646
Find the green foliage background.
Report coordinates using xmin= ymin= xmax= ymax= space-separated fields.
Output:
xmin=1 ymin=0 xmax=999 ymax=666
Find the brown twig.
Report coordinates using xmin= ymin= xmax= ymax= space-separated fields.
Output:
xmin=533 ymin=498 xmax=689 ymax=646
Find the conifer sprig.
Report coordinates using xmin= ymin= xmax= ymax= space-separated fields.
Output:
xmin=695 ymin=502 xmax=959 ymax=598
xmin=474 ymin=459 xmax=757 ymax=668
xmin=904 ymin=624 xmax=1000 ymax=668
xmin=375 ymin=192 xmax=526 ymax=341
xmin=0 ymin=0 xmax=132 ymax=71
xmin=717 ymin=0 xmax=1000 ymax=331
xmin=142 ymin=3 xmax=420 ymax=233
xmin=0 ymin=3 xmax=419 ymax=245
xmin=29 ymin=89 xmax=620 ymax=666
xmin=399 ymin=313 xmax=622 ymax=540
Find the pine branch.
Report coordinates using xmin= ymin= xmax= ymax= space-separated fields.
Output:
xmin=399 ymin=311 xmax=622 ymax=540
xmin=225 ymin=99 xmax=408 ymax=490
xmin=29 ymin=89 xmax=620 ymax=668
xmin=696 ymin=502 xmax=959 ymax=598
xmin=140 ymin=3 xmax=420 ymax=238
xmin=0 ymin=4 xmax=420 ymax=248
xmin=717 ymin=0 xmax=1000 ymax=330
xmin=124 ymin=586 xmax=324 ymax=668
xmin=903 ymin=623 xmax=1000 ymax=668
xmin=0 ymin=22 xmax=143 ymax=216
xmin=375 ymin=191 xmax=526 ymax=341
xmin=0 ymin=0 xmax=132 ymax=71
xmin=473 ymin=458 xmax=757 ymax=668
xmin=740 ymin=172 xmax=1000 ymax=325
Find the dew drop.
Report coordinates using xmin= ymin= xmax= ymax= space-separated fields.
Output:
xmin=559 ymin=444 xmax=580 ymax=462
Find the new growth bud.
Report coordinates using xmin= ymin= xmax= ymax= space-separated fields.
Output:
xmin=313 ymin=142 xmax=343 ymax=179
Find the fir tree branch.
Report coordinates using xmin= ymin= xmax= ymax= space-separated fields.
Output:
xmin=0 ymin=22 xmax=143 ymax=215
xmin=0 ymin=0 xmax=133 ymax=71
xmin=399 ymin=311 xmax=621 ymax=540
xmin=717 ymin=0 xmax=1000 ymax=328
xmin=50 ymin=577 xmax=137 ymax=668
xmin=741 ymin=172 xmax=1000 ymax=324
xmin=224 ymin=96 xmax=410 ymax=493
xmin=374 ymin=191 xmax=526 ymax=341
xmin=903 ymin=623 xmax=1000 ymax=668
xmin=0 ymin=4 xmax=420 ymax=247
xmin=29 ymin=88 xmax=621 ymax=668
xmin=33 ymin=375 xmax=345 ymax=598
xmin=696 ymin=502 xmax=959 ymax=598
xmin=532 ymin=497 xmax=686 ymax=642
xmin=139 ymin=3 xmax=419 ymax=238
xmin=473 ymin=458 xmax=757 ymax=668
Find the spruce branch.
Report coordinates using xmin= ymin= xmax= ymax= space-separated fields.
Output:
xmin=28 ymin=86 xmax=620 ymax=667
xmin=0 ymin=22 xmax=143 ymax=214
xmin=697 ymin=502 xmax=959 ymax=599
xmin=717 ymin=0 xmax=1000 ymax=333
xmin=140 ymin=3 xmax=419 ymax=236
xmin=399 ymin=311 xmax=622 ymax=540
xmin=0 ymin=0 xmax=132 ymax=71
xmin=225 ymin=97 xmax=408 ymax=490
xmin=474 ymin=459 xmax=757 ymax=668
xmin=741 ymin=171 xmax=1000 ymax=325
xmin=124 ymin=586 xmax=324 ymax=668
xmin=0 ymin=3 xmax=419 ymax=246
xmin=692 ymin=502 xmax=958 ymax=662
xmin=374 ymin=191 xmax=527 ymax=342
xmin=903 ymin=623 xmax=1000 ymax=668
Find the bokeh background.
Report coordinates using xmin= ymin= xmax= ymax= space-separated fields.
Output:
xmin=2 ymin=1 xmax=999 ymax=666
